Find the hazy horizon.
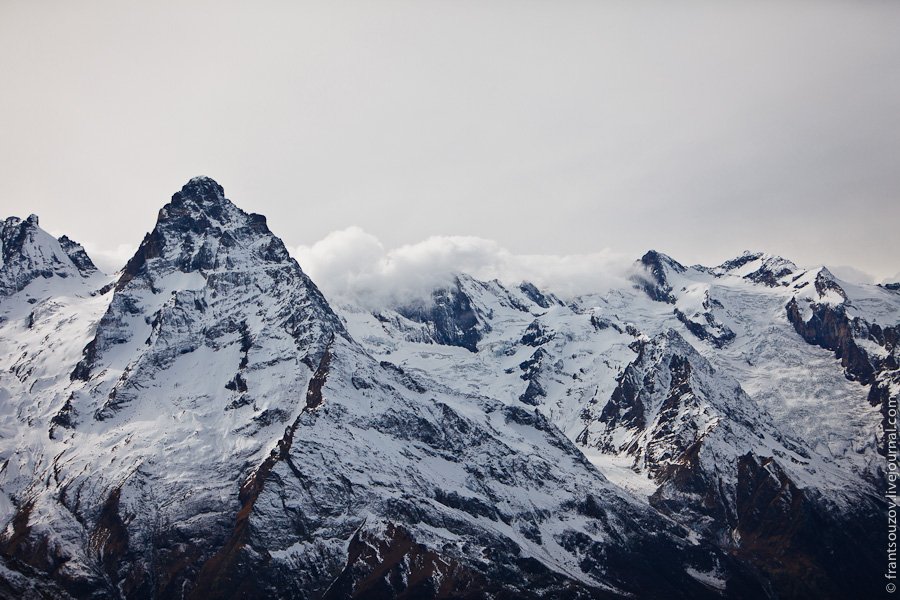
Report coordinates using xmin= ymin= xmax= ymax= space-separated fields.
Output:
xmin=2 ymin=1 xmax=898 ymax=283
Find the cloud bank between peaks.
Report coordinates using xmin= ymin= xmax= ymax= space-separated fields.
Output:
xmin=292 ymin=226 xmax=632 ymax=308
xmin=68 ymin=225 xmax=895 ymax=308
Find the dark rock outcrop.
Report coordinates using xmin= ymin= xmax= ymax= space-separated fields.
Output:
xmin=632 ymin=250 xmax=685 ymax=304
xmin=396 ymin=277 xmax=487 ymax=352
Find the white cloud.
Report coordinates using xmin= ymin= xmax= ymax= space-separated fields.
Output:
xmin=293 ymin=227 xmax=632 ymax=308
xmin=882 ymin=272 xmax=900 ymax=285
xmin=825 ymin=265 xmax=876 ymax=285
xmin=78 ymin=241 xmax=136 ymax=275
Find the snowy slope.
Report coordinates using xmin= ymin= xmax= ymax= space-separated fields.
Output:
xmin=0 ymin=178 xmax=894 ymax=599
xmin=337 ymin=248 xmax=897 ymax=598
xmin=0 ymin=179 xmax=777 ymax=599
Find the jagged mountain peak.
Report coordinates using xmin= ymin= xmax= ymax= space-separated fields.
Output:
xmin=177 ymin=175 xmax=225 ymax=202
xmin=119 ymin=178 xmax=291 ymax=290
xmin=155 ymin=176 xmax=256 ymax=231
xmin=712 ymin=251 xmax=798 ymax=286
xmin=0 ymin=213 xmax=99 ymax=295
xmin=393 ymin=275 xmax=486 ymax=352
xmin=632 ymin=250 xmax=687 ymax=304
xmin=812 ymin=267 xmax=848 ymax=300
xmin=639 ymin=249 xmax=686 ymax=274
xmin=7 ymin=213 xmax=40 ymax=227
xmin=815 ymin=265 xmax=837 ymax=281
xmin=69 ymin=177 xmax=344 ymax=400
xmin=621 ymin=328 xmax=735 ymax=398
xmin=786 ymin=266 xmax=849 ymax=306
xmin=518 ymin=280 xmax=563 ymax=309
xmin=57 ymin=235 xmax=98 ymax=276
xmin=713 ymin=250 xmax=765 ymax=272
xmin=584 ymin=328 xmax=789 ymax=465
xmin=381 ymin=274 xmax=564 ymax=352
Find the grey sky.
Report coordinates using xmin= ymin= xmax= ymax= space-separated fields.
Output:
xmin=1 ymin=1 xmax=898 ymax=281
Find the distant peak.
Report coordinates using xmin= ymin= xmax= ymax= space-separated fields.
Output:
xmin=714 ymin=251 xmax=764 ymax=273
xmin=4 ymin=214 xmax=40 ymax=228
xmin=812 ymin=267 xmax=848 ymax=302
xmin=712 ymin=252 xmax=797 ymax=287
xmin=640 ymin=250 xmax=686 ymax=273
xmin=172 ymin=176 xmax=225 ymax=205
xmin=1 ymin=213 xmax=97 ymax=294
xmin=58 ymin=235 xmax=99 ymax=275
xmin=737 ymin=250 xmax=765 ymax=261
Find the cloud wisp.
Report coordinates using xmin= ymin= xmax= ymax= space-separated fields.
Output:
xmin=59 ymin=224 xmax=896 ymax=311
xmin=292 ymin=226 xmax=632 ymax=307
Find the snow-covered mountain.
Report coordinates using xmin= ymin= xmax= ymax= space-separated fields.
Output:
xmin=0 ymin=178 xmax=896 ymax=599
xmin=337 ymin=253 xmax=898 ymax=598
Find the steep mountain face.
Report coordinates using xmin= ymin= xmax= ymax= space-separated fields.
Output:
xmin=187 ymin=337 xmax=758 ymax=599
xmin=0 ymin=215 xmax=97 ymax=296
xmin=68 ymin=176 xmax=344 ymax=411
xmin=56 ymin=236 xmax=98 ymax=278
xmin=632 ymin=250 xmax=686 ymax=304
xmin=0 ymin=214 xmax=110 ymax=486
xmin=784 ymin=268 xmax=900 ymax=434
xmin=340 ymin=248 xmax=896 ymax=598
xmin=0 ymin=179 xmax=777 ymax=599
xmin=579 ymin=331 xmax=883 ymax=599
xmin=392 ymin=276 xmax=490 ymax=352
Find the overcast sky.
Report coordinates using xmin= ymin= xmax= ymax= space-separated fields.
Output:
xmin=2 ymin=1 xmax=898 ymax=287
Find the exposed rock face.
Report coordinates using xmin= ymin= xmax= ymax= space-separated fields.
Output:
xmin=0 ymin=214 xmax=97 ymax=296
xmin=583 ymin=330 xmax=788 ymax=478
xmin=632 ymin=252 xmax=736 ymax=347
xmin=674 ymin=294 xmax=735 ymax=349
xmin=712 ymin=251 xmax=798 ymax=287
xmin=743 ymin=258 xmax=796 ymax=287
xmin=785 ymin=268 xmax=899 ymax=405
xmin=395 ymin=276 xmax=488 ymax=352
xmin=518 ymin=281 xmax=561 ymax=309
xmin=517 ymin=347 xmax=550 ymax=406
xmin=713 ymin=251 xmax=764 ymax=274
xmin=731 ymin=453 xmax=885 ymax=599
xmin=581 ymin=330 xmax=886 ymax=599
xmin=784 ymin=268 xmax=900 ymax=468
xmin=56 ymin=236 xmax=98 ymax=277
xmin=632 ymin=250 xmax=685 ymax=304
xmin=785 ymin=297 xmax=879 ymax=384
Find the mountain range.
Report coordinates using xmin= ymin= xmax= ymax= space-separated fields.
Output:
xmin=0 ymin=177 xmax=896 ymax=599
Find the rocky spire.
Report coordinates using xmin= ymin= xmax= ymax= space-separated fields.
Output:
xmin=71 ymin=177 xmax=345 ymax=401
